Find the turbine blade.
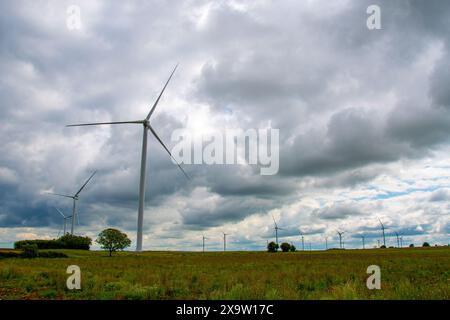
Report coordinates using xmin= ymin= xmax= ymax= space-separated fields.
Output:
xmin=148 ymin=125 xmax=190 ymax=179
xmin=75 ymin=171 xmax=97 ymax=197
xmin=66 ymin=120 xmax=143 ymax=127
xmin=55 ymin=208 xmax=66 ymax=218
xmin=47 ymin=192 xmax=74 ymax=199
xmin=271 ymin=214 xmax=277 ymax=228
xmin=146 ymin=64 xmax=178 ymax=120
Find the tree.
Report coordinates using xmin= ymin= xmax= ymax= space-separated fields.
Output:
xmin=280 ymin=242 xmax=291 ymax=252
xmin=409 ymin=244 xmax=414 ymax=248
xmin=267 ymin=241 xmax=279 ymax=252
xmin=289 ymin=244 xmax=296 ymax=252
xmin=97 ymin=228 xmax=131 ymax=256
xmin=422 ymin=242 xmax=430 ymax=247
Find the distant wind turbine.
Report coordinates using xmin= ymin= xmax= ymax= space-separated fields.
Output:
xmin=325 ymin=236 xmax=328 ymax=250
xmin=66 ymin=65 xmax=189 ymax=251
xmin=393 ymin=231 xmax=401 ymax=248
xmin=271 ymin=214 xmax=284 ymax=246
xmin=222 ymin=232 xmax=229 ymax=251
xmin=299 ymin=230 xmax=305 ymax=251
xmin=337 ymin=231 xmax=345 ymax=249
xmin=360 ymin=235 xmax=366 ymax=249
xmin=55 ymin=208 xmax=72 ymax=236
xmin=378 ymin=219 xmax=386 ymax=247
xmin=47 ymin=171 xmax=96 ymax=235
xmin=202 ymin=235 xmax=207 ymax=253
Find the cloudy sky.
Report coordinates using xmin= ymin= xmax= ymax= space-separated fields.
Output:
xmin=1 ymin=0 xmax=449 ymax=250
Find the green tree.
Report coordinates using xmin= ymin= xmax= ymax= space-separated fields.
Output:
xmin=97 ymin=228 xmax=131 ymax=256
xmin=267 ymin=241 xmax=279 ymax=252
xmin=280 ymin=242 xmax=291 ymax=252
xmin=422 ymin=242 xmax=430 ymax=247
xmin=409 ymin=244 xmax=414 ymax=248
xmin=289 ymin=244 xmax=296 ymax=252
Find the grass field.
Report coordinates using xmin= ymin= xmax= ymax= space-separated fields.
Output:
xmin=1 ymin=247 xmax=449 ymax=300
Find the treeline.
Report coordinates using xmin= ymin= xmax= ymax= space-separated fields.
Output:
xmin=14 ymin=234 xmax=92 ymax=250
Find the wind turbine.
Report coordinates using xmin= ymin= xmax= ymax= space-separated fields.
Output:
xmin=399 ymin=236 xmax=403 ymax=248
xmin=222 ymin=232 xmax=229 ymax=251
xmin=55 ymin=208 xmax=72 ymax=236
xmin=47 ymin=171 xmax=96 ymax=235
xmin=66 ymin=65 xmax=189 ymax=251
xmin=393 ymin=231 xmax=401 ymax=248
xmin=271 ymin=214 xmax=284 ymax=246
xmin=299 ymin=230 xmax=305 ymax=251
xmin=337 ymin=231 xmax=345 ymax=249
xmin=378 ymin=219 xmax=386 ymax=247
xmin=360 ymin=235 xmax=366 ymax=249
xmin=202 ymin=235 xmax=207 ymax=253
xmin=325 ymin=236 xmax=328 ymax=250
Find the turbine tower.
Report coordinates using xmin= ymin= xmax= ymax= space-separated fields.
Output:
xmin=55 ymin=208 xmax=72 ymax=235
xmin=222 ymin=232 xmax=229 ymax=251
xmin=361 ymin=235 xmax=365 ymax=249
xmin=47 ymin=171 xmax=96 ymax=235
xmin=325 ymin=236 xmax=328 ymax=250
xmin=202 ymin=235 xmax=207 ymax=253
xmin=66 ymin=65 xmax=189 ymax=251
xmin=271 ymin=214 xmax=284 ymax=246
xmin=337 ymin=231 xmax=345 ymax=249
xmin=379 ymin=219 xmax=386 ymax=247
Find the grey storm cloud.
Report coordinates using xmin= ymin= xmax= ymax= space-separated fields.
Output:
xmin=429 ymin=189 xmax=450 ymax=202
xmin=313 ymin=204 xmax=365 ymax=220
xmin=0 ymin=0 xmax=449 ymax=249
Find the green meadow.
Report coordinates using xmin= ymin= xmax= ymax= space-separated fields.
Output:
xmin=0 ymin=247 xmax=449 ymax=300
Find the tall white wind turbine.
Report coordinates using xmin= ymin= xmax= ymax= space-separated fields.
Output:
xmin=66 ymin=65 xmax=188 ymax=251
xmin=48 ymin=171 xmax=96 ymax=235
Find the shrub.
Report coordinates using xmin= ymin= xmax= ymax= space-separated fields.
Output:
xmin=14 ymin=234 xmax=92 ymax=250
xmin=422 ymin=242 xmax=430 ymax=247
xmin=38 ymin=251 xmax=68 ymax=258
xmin=21 ymin=244 xmax=39 ymax=258
xmin=58 ymin=234 xmax=92 ymax=250
xmin=380 ymin=245 xmax=386 ymax=248
xmin=280 ymin=242 xmax=291 ymax=252
xmin=267 ymin=241 xmax=279 ymax=252
xmin=15 ymin=239 xmax=63 ymax=250
xmin=0 ymin=250 xmax=21 ymax=259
